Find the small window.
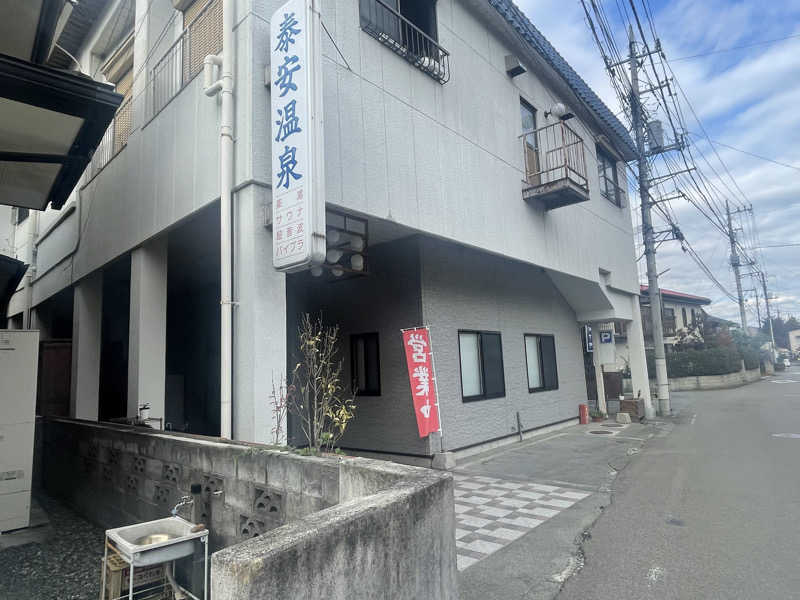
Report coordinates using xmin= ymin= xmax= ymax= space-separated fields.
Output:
xmin=351 ymin=333 xmax=380 ymax=395
xmin=14 ymin=207 xmax=29 ymax=225
xmin=681 ymin=308 xmax=688 ymax=328
xmin=596 ymin=146 xmax=621 ymax=206
xmin=691 ymin=308 xmax=696 ymax=325
xmin=458 ymin=331 xmax=505 ymax=401
xmin=524 ymin=334 xmax=558 ymax=392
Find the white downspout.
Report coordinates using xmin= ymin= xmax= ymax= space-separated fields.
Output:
xmin=204 ymin=0 xmax=234 ymax=439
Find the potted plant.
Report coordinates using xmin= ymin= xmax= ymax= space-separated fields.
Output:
xmin=589 ymin=409 xmax=606 ymax=423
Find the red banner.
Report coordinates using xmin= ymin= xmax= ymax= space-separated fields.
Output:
xmin=402 ymin=327 xmax=441 ymax=438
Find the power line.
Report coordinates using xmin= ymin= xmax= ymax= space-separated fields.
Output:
xmin=670 ymin=33 xmax=800 ymax=62
xmin=701 ymin=137 xmax=800 ymax=172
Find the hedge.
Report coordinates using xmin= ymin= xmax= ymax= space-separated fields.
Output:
xmin=646 ymin=347 xmax=746 ymax=378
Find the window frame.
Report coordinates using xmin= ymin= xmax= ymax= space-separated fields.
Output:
xmin=523 ymin=333 xmax=559 ymax=393
xmin=458 ymin=329 xmax=506 ymax=402
xmin=350 ymin=332 xmax=381 ymax=396
xmin=596 ymin=145 xmax=622 ymax=207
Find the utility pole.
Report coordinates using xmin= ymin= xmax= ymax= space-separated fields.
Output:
xmin=629 ymin=26 xmax=666 ymax=417
xmin=726 ymin=200 xmax=748 ymax=333
xmin=760 ymin=272 xmax=776 ymax=358
xmin=751 ymin=285 xmax=761 ymax=329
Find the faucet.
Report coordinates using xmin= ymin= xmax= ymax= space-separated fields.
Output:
xmin=171 ymin=495 xmax=194 ymax=517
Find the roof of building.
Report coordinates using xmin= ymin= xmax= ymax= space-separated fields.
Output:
xmin=489 ymin=0 xmax=637 ymax=160
xmin=704 ymin=313 xmax=738 ymax=327
xmin=640 ymin=285 xmax=711 ymax=305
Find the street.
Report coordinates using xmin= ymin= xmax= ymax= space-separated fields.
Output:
xmin=559 ymin=367 xmax=800 ymax=599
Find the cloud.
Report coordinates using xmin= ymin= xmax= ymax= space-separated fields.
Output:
xmin=517 ymin=0 xmax=800 ymax=319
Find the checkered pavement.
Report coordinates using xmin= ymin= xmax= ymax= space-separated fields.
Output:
xmin=453 ymin=473 xmax=592 ymax=571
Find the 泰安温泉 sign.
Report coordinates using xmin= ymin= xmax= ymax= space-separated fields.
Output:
xmin=270 ymin=0 xmax=326 ymax=271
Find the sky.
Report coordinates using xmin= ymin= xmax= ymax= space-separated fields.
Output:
xmin=517 ymin=0 xmax=800 ymax=324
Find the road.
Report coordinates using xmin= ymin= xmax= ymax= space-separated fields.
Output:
xmin=558 ymin=366 xmax=800 ymax=600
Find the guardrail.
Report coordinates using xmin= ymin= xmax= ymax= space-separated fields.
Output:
xmin=89 ymin=96 xmax=132 ymax=178
xmin=521 ymin=121 xmax=588 ymax=192
xmin=147 ymin=0 xmax=222 ymax=121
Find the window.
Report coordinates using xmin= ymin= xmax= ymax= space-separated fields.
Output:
xmin=663 ymin=307 xmax=676 ymax=335
xmin=458 ymin=331 xmax=505 ymax=401
xmin=358 ymin=0 xmax=450 ymax=83
xmin=14 ymin=207 xmax=29 ymax=225
xmin=596 ymin=146 xmax=621 ymax=206
xmin=351 ymin=333 xmax=380 ymax=395
xmin=524 ymin=334 xmax=559 ymax=392
xmin=682 ymin=308 xmax=688 ymax=328
xmin=691 ymin=308 xmax=697 ymax=326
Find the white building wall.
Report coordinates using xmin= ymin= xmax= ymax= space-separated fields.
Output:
xmin=19 ymin=0 xmax=648 ymax=444
xmin=317 ymin=0 xmax=639 ymax=295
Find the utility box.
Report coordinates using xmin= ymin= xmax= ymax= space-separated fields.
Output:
xmin=647 ymin=120 xmax=664 ymax=153
xmin=0 ymin=329 xmax=39 ymax=532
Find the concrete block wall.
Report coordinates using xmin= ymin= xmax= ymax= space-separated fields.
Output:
xmin=212 ymin=459 xmax=457 ymax=600
xmin=40 ymin=419 xmax=339 ymax=550
xmin=39 ymin=418 xmax=457 ymax=599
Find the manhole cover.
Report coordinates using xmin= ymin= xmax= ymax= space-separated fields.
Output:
xmin=589 ymin=430 xmax=613 ymax=435
xmin=602 ymin=423 xmax=624 ymax=428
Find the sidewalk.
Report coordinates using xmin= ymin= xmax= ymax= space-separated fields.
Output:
xmin=455 ymin=419 xmax=667 ymax=600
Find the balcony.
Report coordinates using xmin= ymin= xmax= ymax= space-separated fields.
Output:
xmin=359 ymin=0 xmax=450 ymax=84
xmin=88 ymin=96 xmax=133 ymax=178
xmin=147 ymin=0 xmax=222 ymax=121
xmin=521 ymin=121 xmax=589 ymax=210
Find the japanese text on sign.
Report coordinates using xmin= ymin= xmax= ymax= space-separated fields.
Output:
xmin=270 ymin=0 xmax=324 ymax=270
xmin=402 ymin=328 xmax=441 ymax=438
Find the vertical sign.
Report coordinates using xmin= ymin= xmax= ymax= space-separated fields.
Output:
xmin=584 ymin=325 xmax=594 ymax=352
xmin=270 ymin=0 xmax=326 ymax=271
xmin=402 ymin=328 xmax=441 ymax=438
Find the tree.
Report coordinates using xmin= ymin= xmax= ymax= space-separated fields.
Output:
xmin=288 ymin=314 xmax=356 ymax=454
xmin=761 ymin=316 xmax=800 ymax=349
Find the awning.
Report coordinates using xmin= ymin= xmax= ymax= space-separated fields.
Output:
xmin=0 ymin=53 xmax=122 ymax=211
xmin=0 ymin=254 xmax=27 ymax=319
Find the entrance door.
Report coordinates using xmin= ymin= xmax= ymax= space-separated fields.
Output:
xmin=521 ymin=100 xmax=540 ymax=186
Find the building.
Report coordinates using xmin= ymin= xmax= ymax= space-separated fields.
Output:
xmin=788 ymin=329 xmax=800 ymax=358
xmin=639 ymin=285 xmax=711 ymax=349
xmin=4 ymin=0 xmax=651 ymax=462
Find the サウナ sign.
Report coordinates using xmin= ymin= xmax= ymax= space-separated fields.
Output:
xmin=270 ymin=0 xmax=325 ymax=271
xmin=402 ymin=327 xmax=441 ymax=438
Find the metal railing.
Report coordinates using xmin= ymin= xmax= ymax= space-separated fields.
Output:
xmin=359 ymin=0 xmax=450 ymax=83
xmin=89 ymin=96 xmax=133 ymax=178
xmin=147 ymin=0 xmax=222 ymax=121
xmin=521 ymin=121 xmax=588 ymax=193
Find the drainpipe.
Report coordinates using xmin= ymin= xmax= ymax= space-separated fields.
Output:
xmin=204 ymin=0 xmax=234 ymax=439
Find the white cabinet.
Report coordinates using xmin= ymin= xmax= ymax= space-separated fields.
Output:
xmin=0 ymin=330 xmax=39 ymax=531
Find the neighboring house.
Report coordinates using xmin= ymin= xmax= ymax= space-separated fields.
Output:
xmin=704 ymin=313 xmax=738 ymax=337
xmin=788 ymin=330 xmax=800 ymax=358
xmin=5 ymin=0 xmax=651 ymax=460
xmin=639 ymin=285 xmax=711 ymax=350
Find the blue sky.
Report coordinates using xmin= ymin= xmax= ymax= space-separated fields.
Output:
xmin=518 ymin=0 xmax=800 ymax=324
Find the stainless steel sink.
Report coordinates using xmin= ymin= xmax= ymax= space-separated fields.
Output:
xmin=106 ymin=516 xmax=207 ymax=566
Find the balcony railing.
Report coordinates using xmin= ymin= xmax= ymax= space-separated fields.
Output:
xmin=88 ymin=96 xmax=133 ymax=178
xmin=147 ymin=0 xmax=222 ymax=121
xmin=521 ymin=121 xmax=589 ymax=210
xmin=359 ymin=0 xmax=450 ymax=83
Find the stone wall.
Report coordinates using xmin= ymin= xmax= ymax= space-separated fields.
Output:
xmin=38 ymin=418 xmax=457 ymax=597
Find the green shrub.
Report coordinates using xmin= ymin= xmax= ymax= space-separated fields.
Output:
xmin=645 ymin=347 xmax=743 ymax=378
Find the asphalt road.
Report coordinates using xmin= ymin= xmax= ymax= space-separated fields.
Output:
xmin=558 ymin=366 xmax=800 ymax=600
